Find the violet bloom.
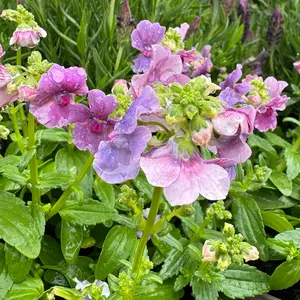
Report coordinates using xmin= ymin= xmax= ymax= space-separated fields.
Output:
xmin=211 ymin=106 xmax=256 ymax=163
xmin=218 ymin=64 xmax=252 ymax=107
xmin=174 ymin=23 xmax=190 ymax=41
xmin=18 ymin=84 xmax=37 ymax=102
xmin=10 ymin=26 xmax=47 ymax=49
xmin=293 ymin=61 xmax=300 ymax=73
xmin=140 ymin=139 xmax=232 ymax=206
xmin=93 ymin=86 xmax=159 ymax=183
xmin=0 ymin=64 xmax=18 ymax=107
xmin=191 ymin=45 xmax=213 ymax=77
xmin=131 ymin=44 xmax=187 ymax=97
xmin=132 ymin=20 xmax=166 ymax=73
xmin=255 ymin=77 xmax=288 ymax=132
xmin=73 ymin=90 xmax=117 ymax=154
xmin=30 ymin=64 xmax=89 ymax=128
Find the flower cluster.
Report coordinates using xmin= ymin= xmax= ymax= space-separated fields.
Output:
xmin=1 ymin=18 xmax=289 ymax=207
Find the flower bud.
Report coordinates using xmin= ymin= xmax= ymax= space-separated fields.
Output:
xmin=223 ymin=223 xmax=235 ymax=237
xmin=202 ymin=240 xmax=217 ymax=262
xmin=242 ymin=246 xmax=259 ymax=262
xmin=217 ymin=253 xmax=231 ymax=271
xmin=0 ymin=124 xmax=10 ymax=139
xmin=112 ymin=79 xmax=129 ymax=95
xmin=220 ymin=67 xmax=227 ymax=73
xmin=175 ymin=204 xmax=195 ymax=216
xmin=0 ymin=45 xmax=5 ymax=59
xmin=81 ymin=236 xmax=96 ymax=249
xmin=247 ymin=94 xmax=261 ymax=105
xmin=192 ymin=121 xmax=213 ymax=147
xmin=267 ymin=7 xmax=284 ymax=47
xmin=293 ymin=61 xmax=300 ymax=73
xmin=18 ymin=85 xmax=37 ymax=102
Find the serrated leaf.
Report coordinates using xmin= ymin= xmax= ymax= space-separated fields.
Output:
xmin=153 ymin=233 xmax=183 ymax=253
xmin=61 ymin=220 xmax=83 ymax=264
xmin=5 ymin=277 xmax=44 ymax=300
xmin=133 ymin=172 xmax=154 ymax=200
xmin=59 ymin=199 xmax=118 ymax=226
xmin=0 ymin=155 xmax=20 ymax=172
xmin=1 ymin=165 xmax=27 ymax=186
xmin=94 ymin=178 xmax=115 ymax=206
xmin=270 ymin=171 xmax=293 ymax=196
xmin=275 ymin=229 xmax=300 ymax=248
xmin=270 ymin=260 xmax=300 ymax=290
xmin=264 ymin=132 xmax=291 ymax=148
xmin=232 ymin=195 xmax=268 ymax=261
xmin=0 ymin=191 xmax=41 ymax=259
xmin=261 ymin=210 xmax=293 ymax=233
xmin=248 ymin=135 xmax=278 ymax=158
xmin=5 ymin=244 xmax=32 ymax=284
xmin=285 ymin=147 xmax=300 ymax=180
xmin=220 ymin=264 xmax=270 ymax=299
xmin=191 ymin=276 xmax=218 ymax=300
xmin=39 ymin=172 xmax=71 ymax=189
xmin=95 ymin=226 xmax=137 ymax=280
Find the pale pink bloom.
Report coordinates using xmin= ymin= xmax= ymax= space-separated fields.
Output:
xmin=192 ymin=121 xmax=213 ymax=147
xmin=202 ymin=241 xmax=217 ymax=262
xmin=293 ymin=61 xmax=300 ymax=73
xmin=18 ymin=85 xmax=37 ymax=101
xmin=243 ymin=246 xmax=259 ymax=262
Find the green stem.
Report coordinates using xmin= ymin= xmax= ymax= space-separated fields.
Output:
xmin=138 ymin=121 xmax=173 ymax=136
xmin=9 ymin=107 xmax=24 ymax=153
xmin=132 ymin=186 xmax=163 ymax=277
xmin=28 ymin=112 xmax=40 ymax=205
xmin=191 ymin=218 xmax=209 ymax=242
xmin=16 ymin=48 xmax=22 ymax=65
xmin=114 ymin=46 xmax=123 ymax=75
xmin=46 ymin=154 xmax=94 ymax=220
xmin=292 ymin=136 xmax=300 ymax=152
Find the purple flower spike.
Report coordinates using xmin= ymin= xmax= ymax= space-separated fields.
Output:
xmin=211 ymin=106 xmax=256 ymax=163
xmin=30 ymin=64 xmax=90 ymax=128
xmin=93 ymin=126 xmax=152 ymax=184
xmin=132 ymin=20 xmax=166 ymax=73
xmin=73 ymin=90 xmax=117 ymax=154
xmin=140 ymin=139 xmax=231 ymax=206
xmin=255 ymin=77 xmax=289 ymax=132
xmin=131 ymin=44 xmax=184 ymax=97
xmin=115 ymin=86 xmax=160 ymax=134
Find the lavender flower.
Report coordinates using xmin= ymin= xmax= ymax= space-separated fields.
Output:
xmin=267 ymin=7 xmax=284 ymax=47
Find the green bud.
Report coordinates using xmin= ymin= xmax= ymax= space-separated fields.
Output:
xmin=184 ymin=104 xmax=198 ymax=120
xmin=110 ymin=94 xmax=132 ymax=119
xmin=253 ymin=165 xmax=272 ymax=182
xmin=176 ymin=204 xmax=195 ymax=216
xmin=217 ymin=254 xmax=231 ymax=271
xmin=81 ymin=236 xmax=96 ymax=249
xmin=206 ymin=201 xmax=232 ymax=221
xmin=117 ymin=184 xmax=139 ymax=209
xmin=161 ymin=28 xmax=184 ymax=52
xmin=0 ymin=125 xmax=10 ymax=139
xmin=166 ymin=105 xmax=184 ymax=125
xmin=222 ymin=223 xmax=235 ymax=237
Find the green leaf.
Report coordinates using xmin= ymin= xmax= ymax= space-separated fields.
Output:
xmin=5 ymin=244 xmax=32 ymax=283
xmin=261 ymin=210 xmax=293 ymax=233
xmin=61 ymin=220 xmax=83 ymax=264
xmin=0 ymin=244 xmax=13 ymax=299
xmin=220 ymin=264 xmax=270 ymax=298
xmin=264 ymin=132 xmax=291 ymax=148
xmin=0 ymin=191 xmax=41 ymax=259
xmin=39 ymin=235 xmax=64 ymax=265
xmin=59 ymin=199 xmax=118 ymax=226
xmin=18 ymin=149 xmax=36 ymax=172
xmin=153 ymin=233 xmax=183 ymax=253
xmin=248 ymin=135 xmax=278 ymax=158
xmin=270 ymin=171 xmax=293 ymax=196
xmin=94 ymin=178 xmax=115 ymax=206
xmin=191 ymin=276 xmax=218 ymax=300
xmin=39 ymin=172 xmax=71 ymax=189
xmin=5 ymin=277 xmax=44 ymax=300
xmin=285 ymin=147 xmax=300 ymax=180
xmin=36 ymin=128 xmax=69 ymax=142
xmin=232 ymin=195 xmax=268 ymax=261
xmin=95 ymin=226 xmax=137 ymax=280
xmin=270 ymin=260 xmax=300 ymax=290
xmin=1 ymin=165 xmax=27 ymax=186
xmin=133 ymin=172 xmax=154 ymax=201
xmin=275 ymin=229 xmax=300 ymax=248
xmin=0 ymin=155 xmax=20 ymax=172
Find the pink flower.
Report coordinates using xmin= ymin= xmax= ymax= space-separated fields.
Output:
xmin=255 ymin=77 xmax=289 ymax=132
xmin=18 ymin=85 xmax=37 ymax=101
xmin=10 ymin=26 xmax=47 ymax=49
xmin=30 ymin=64 xmax=89 ymax=128
xmin=191 ymin=45 xmax=213 ymax=77
xmin=202 ymin=241 xmax=217 ymax=262
xmin=140 ymin=139 xmax=232 ymax=206
xmin=293 ymin=61 xmax=300 ymax=73
xmin=211 ymin=106 xmax=256 ymax=163
xmin=242 ymin=246 xmax=259 ymax=262
xmin=192 ymin=121 xmax=213 ymax=147
xmin=0 ymin=65 xmax=18 ymax=107
xmin=72 ymin=90 xmax=117 ymax=154
xmin=131 ymin=44 xmax=186 ymax=97
xmin=174 ymin=23 xmax=190 ymax=41
xmin=0 ymin=44 xmax=5 ymax=59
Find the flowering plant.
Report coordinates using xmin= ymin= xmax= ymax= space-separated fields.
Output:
xmin=0 ymin=4 xmax=299 ymax=300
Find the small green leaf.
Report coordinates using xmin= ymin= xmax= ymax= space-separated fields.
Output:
xmin=248 ymin=135 xmax=278 ymax=158
xmin=264 ymin=132 xmax=291 ymax=148
xmin=5 ymin=244 xmax=32 ymax=283
xmin=270 ymin=171 xmax=293 ymax=196
xmin=95 ymin=226 xmax=137 ymax=280
xmin=220 ymin=264 xmax=270 ymax=298
xmin=94 ymin=178 xmax=115 ymax=206
xmin=18 ymin=149 xmax=36 ymax=172
xmin=0 ymin=191 xmax=41 ymax=259
xmin=275 ymin=229 xmax=300 ymax=248
xmin=39 ymin=235 xmax=64 ymax=265
xmin=153 ymin=233 xmax=183 ymax=253
xmin=59 ymin=199 xmax=118 ymax=226
xmin=61 ymin=220 xmax=83 ymax=264
xmin=5 ymin=277 xmax=44 ymax=300
xmin=191 ymin=276 xmax=219 ymax=300
xmin=270 ymin=260 xmax=300 ymax=290
xmin=36 ymin=128 xmax=69 ymax=142
xmin=39 ymin=172 xmax=71 ymax=189
xmin=0 ymin=244 xmax=13 ymax=299
xmin=285 ymin=147 xmax=300 ymax=180
xmin=1 ymin=165 xmax=27 ymax=186
xmin=261 ymin=210 xmax=293 ymax=233
xmin=232 ymin=195 xmax=268 ymax=261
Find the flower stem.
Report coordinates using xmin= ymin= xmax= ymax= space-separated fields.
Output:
xmin=132 ymin=186 xmax=163 ymax=278
xmin=46 ymin=154 xmax=94 ymax=220
xmin=28 ymin=112 xmax=40 ymax=205
xmin=138 ymin=120 xmax=173 ymax=136
xmin=292 ymin=136 xmax=300 ymax=152
xmin=9 ymin=105 xmax=24 ymax=152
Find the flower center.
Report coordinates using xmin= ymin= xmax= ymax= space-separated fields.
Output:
xmin=90 ymin=119 xmax=106 ymax=134
xmin=58 ymin=94 xmax=72 ymax=107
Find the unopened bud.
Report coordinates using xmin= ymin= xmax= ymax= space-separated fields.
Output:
xmin=223 ymin=223 xmax=235 ymax=237
xmin=293 ymin=61 xmax=300 ymax=73
xmin=192 ymin=121 xmax=213 ymax=147
xmin=242 ymin=246 xmax=259 ymax=262
xmin=202 ymin=240 xmax=217 ymax=262
xmin=112 ymin=79 xmax=129 ymax=95
xmin=267 ymin=7 xmax=284 ymax=47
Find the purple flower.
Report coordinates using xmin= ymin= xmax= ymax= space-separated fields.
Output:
xmin=10 ymin=26 xmax=47 ymax=49
xmin=294 ymin=61 xmax=300 ymax=73
xmin=0 ymin=44 xmax=5 ymax=59
xmin=30 ymin=64 xmax=89 ymax=128
xmin=131 ymin=21 xmax=166 ymax=73
xmin=219 ymin=64 xmax=252 ymax=107
xmin=93 ymin=86 xmax=159 ymax=183
xmin=191 ymin=45 xmax=213 ymax=77
xmin=255 ymin=77 xmax=288 ymax=132
xmin=140 ymin=139 xmax=232 ymax=206
xmin=211 ymin=106 xmax=256 ymax=163
xmin=72 ymin=90 xmax=117 ymax=154
xmin=174 ymin=23 xmax=190 ymax=41
xmin=131 ymin=44 xmax=185 ymax=97
xmin=0 ymin=64 xmax=18 ymax=107
xmin=18 ymin=85 xmax=37 ymax=102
